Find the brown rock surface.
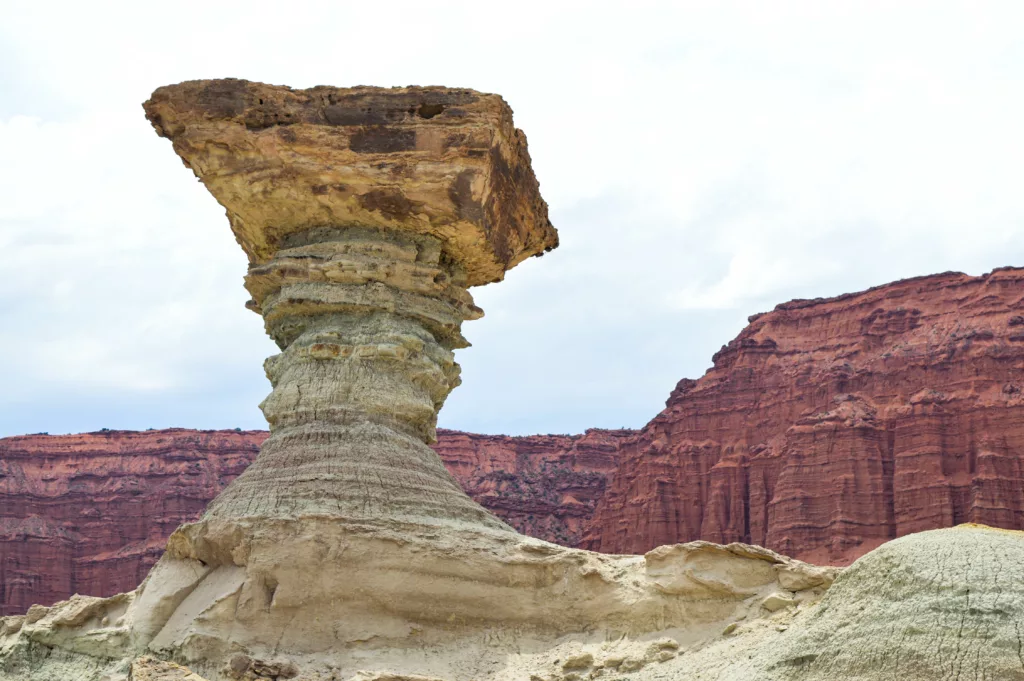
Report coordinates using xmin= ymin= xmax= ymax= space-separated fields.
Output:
xmin=0 ymin=428 xmax=629 ymax=616
xmin=143 ymin=79 xmax=557 ymax=286
xmin=0 ymin=430 xmax=261 ymax=617
xmin=585 ymin=267 xmax=1024 ymax=565
xmin=432 ymin=428 xmax=632 ymax=544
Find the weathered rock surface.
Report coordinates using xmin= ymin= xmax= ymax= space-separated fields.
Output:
xmin=143 ymin=79 xmax=557 ymax=287
xmin=0 ymin=428 xmax=630 ymax=616
xmin=429 ymin=428 xmax=631 ymax=544
xmin=0 ymin=430 xmax=262 ymax=618
xmin=662 ymin=524 xmax=1024 ymax=680
xmin=5 ymin=79 xmax=1023 ymax=680
xmin=585 ymin=267 xmax=1024 ymax=565
xmin=130 ymin=656 xmax=210 ymax=681
xmin=8 ymin=525 xmax=1024 ymax=681
xmin=0 ymin=533 xmax=837 ymax=681
xmin=140 ymin=79 xmax=560 ymax=537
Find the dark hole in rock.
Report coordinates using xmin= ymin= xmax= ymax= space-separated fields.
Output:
xmin=264 ymin=576 xmax=279 ymax=606
xmin=418 ymin=103 xmax=445 ymax=119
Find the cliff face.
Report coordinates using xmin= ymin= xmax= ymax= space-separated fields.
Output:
xmin=0 ymin=428 xmax=629 ymax=616
xmin=0 ymin=430 xmax=262 ymax=617
xmin=584 ymin=267 xmax=1024 ymax=565
xmin=436 ymin=428 xmax=632 ymax=544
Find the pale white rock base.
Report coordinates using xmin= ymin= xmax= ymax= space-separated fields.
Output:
xmin=5 ymin=525 xmax=1024 ymax=680
xmin=0 ymin=517 xmax=834 ymax=681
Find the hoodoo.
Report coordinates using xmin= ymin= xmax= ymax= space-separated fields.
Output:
xmin=0 ymin=81 xmax=838 ymax=681
xmin=143 ymin=79 xmax=557 ymax=532
xmin=3 ymin=80 xmax=1024 ymax=681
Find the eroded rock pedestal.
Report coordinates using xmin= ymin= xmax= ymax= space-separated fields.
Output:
xmin=1 ymin=81 xmax=837 ymax=680
xmin=4 ymin=80 xmax=1024 ymax=681
xmin=144 ymin=79 xmax=557 ymax=534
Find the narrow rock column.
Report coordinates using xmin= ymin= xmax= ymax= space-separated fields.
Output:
xmin=207 ymin=225 xmax=507 ymax=528
xmin=144 ymin=79 xmax=558 ymax=533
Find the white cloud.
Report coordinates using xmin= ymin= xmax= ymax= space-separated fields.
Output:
xmin=1 ymin=1 xmax=1023 ymax=436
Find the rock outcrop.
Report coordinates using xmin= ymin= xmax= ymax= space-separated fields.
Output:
xmin=0 ymin=430 xmax=264 ymax=617
xmin=429 ymin=428 xmax=631 ymax=544
xmin=0 ymin=428 xmax=630 ymax=616
xmin=142 ymin=79 xmax=555 ymax=534
xmin=656 ymin=524 xmax=1024 ymax=680
xmin=2 ymin=78 xmax=1024 ymax=681
xmin=585 ymin=267 xmax=1024 ymax=565
xmin=4 ymin=78 xmax=714 ymax=681
xmin=10 ymin=525 xmax=1024 ymax=681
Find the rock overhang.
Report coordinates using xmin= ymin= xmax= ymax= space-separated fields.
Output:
xmin=143 ymin=78 xmax=558 ymax=287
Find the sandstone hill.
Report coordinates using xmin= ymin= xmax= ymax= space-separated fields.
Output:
xmin=7 ymin=525 xmax=1024 ymax=681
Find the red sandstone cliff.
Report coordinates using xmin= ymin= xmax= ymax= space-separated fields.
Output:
xmin=5 ymin=266 xmax=1024 ymax=615
xmin=0 ymin=430 xmax=262 ymax=617
xmin=583 ymin=267 xmax=1024 ymax=565
xmin=437 ymin=428 xmax=630 ymax=544
xmin=0 ymin=427 xmax=630 ymax=616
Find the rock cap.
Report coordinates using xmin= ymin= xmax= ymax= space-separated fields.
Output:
xmin=143 ymin=79 xmax=558 ymax=287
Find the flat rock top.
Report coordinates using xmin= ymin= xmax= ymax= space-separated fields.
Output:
xmin=144 ymin=79 xmax=557 ymax=287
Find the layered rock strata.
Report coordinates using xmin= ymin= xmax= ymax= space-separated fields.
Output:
xmin=9 ymin=525 xmax=1024 ymax=681
xmin=0 ymin=430 xmax=264 ymax=618
xmin=437 ymin=428 xmax=631 ymax=544
xmin=2 ymin=79 xmax=717 ymax=681
xmin=3 ymin=79 xmax=1024 ymax=681
xmin=585 ymin=267 xmax=1024 ymax=565
xmin=0 ymin=428 xmax=629 ymax=616
xmin=141 ymin=78 xmax=557 ymax=537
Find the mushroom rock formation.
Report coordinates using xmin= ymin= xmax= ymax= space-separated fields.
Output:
xmin=0 ymin=81 xmax=839 ymax=680
xmin=4 ymin=80 xmax=1024 ymax=681
xmin=142 ymin=79 xmax=557 ymax=533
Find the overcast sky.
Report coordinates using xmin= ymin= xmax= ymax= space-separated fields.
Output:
xmin=1 ymin=1 xmax=1023 ymax=438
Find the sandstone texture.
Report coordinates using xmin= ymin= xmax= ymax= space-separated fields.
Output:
xmin=143 ymin=79 xmax=557 ymax=286
xmin=661 ymin=524 xmax=1024 ymax=680
xmin=0 ymin=430 xmax=262 ymax=617
xmin=8 ymin=525 xmax=1024 ymax=681
xmin=130 ymin=657 xmax=211 ymax=680
xmin=0 ymin=533 xmax=837 ymax=681
xmin=0 ymin=428 xmax=630 ymax=616
xmin=585 ymin=267 xmax=1024 ymax=565
xmin=138 ymin=79 xmax=560 ymax=537
xmin=428 ymin=428 xmax=631 ymax=544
